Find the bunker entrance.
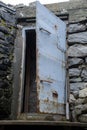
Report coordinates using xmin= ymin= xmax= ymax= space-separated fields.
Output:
xmin=24 ymin=29 xmax=37 ymax=113
xmin=20 ymin=1 xmax=68 ymax=118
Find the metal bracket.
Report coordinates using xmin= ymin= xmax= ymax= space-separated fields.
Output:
xmin=39 ymin=27 xmax=51 ymax=35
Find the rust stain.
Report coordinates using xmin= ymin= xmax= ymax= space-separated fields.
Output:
xmin=44 ymin=98 xmax=49 ymax=103
xmin=40 ymin=79 xmax=53 ymax=83
xmin=52 ymin=91 xmax=58 ymax=98
xmin=36 ymin=75 xmax=40 ymax=113
xmin=54 ymin=25 xmax=58 ymax=30
xmin=36 ymin=75 xmax=40 ymax=83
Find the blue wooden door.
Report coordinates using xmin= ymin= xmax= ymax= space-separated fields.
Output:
xmin=36 ymin=1 xmax=66 ymax=115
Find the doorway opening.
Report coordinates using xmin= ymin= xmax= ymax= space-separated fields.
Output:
xmin=23 ymin=29 xmax=37 ymax=113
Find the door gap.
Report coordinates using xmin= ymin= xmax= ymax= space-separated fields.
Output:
xmin=23 ymin=29 xmax=37 ymax=113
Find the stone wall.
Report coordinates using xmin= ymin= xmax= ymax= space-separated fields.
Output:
xmin=68 ymin=19 xmax=87 ymax=122
xmin=46 ymin=0 xmax=87 ymax=22
xmin=0 ymin=2 xmax=17 ymax=119
xmin=16 ymin=0 xmax=87 ymax=22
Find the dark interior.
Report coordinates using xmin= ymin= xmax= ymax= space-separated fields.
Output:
xmin=23 ymin=29 xmax=37 ymax=113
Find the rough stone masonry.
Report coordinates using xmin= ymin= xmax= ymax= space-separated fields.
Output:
xmin=0 ymin=2 xmax=17 ymax=119
xmin=68 ymin=19 xmax=87 ymax=122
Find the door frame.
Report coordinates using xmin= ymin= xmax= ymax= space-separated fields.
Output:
xmin=18 ymin=27 xmax=36 ymax=115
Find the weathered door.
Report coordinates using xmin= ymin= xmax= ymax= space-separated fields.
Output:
xmin=36 ymin=1 xmax=66 ymax=114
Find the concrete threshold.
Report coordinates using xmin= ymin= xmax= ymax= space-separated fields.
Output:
xmin=0 ymin=120 xmax=87 ymax=127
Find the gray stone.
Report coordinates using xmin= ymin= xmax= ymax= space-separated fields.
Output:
xmin=0 ymin=53 xmax=8 ymax=59
xmin=75 ymin=104 xmax=83 ymax=113
xmin=0 ymin=70 xmax=7 ymax=77
xmin=0 ymin=81 xmax=9 ymax=89
xmin=0 ymin=64 xmax=8 ymax=71
xmin=73 ymin=103 xmax=87 ymax=117
xmin=4 ymin=88 xmax=12 ymax=99
xmin=16 ymin=5 xmax=36 ymax=18
xmin=68 ymin=32 xmax=87 ymax=45
xmin=70 ymin=77 xmax=82 ymax=83
xmin=69 ymin=8 xmax=87 ymax=22
xmin=10 ymin=28 xmax=16 ymax=37
xmin=69 ymin=94 xmax=76 ymax=103
xmin=0 ymin=26 xmax=9 ymax=34
xmin=68 ymin=23 xmax=86 ymax=34
xmin=0 ymin=46 xmax=9 ymax=54
xmin=5 ymin=35 xmax=14 ymax=45
xmin=70 ymin=83 xmax=87 ymax=91
xmin=81 ymin=68 xmax=87 ymax=81
xmin=0 ymin=11 xmax=16 ymax=24
xmin=71 ymin=105 xmax=82 ymax=121
xmin=0 ymin=7 xmax=7 ymax=13
xmin=0 ymin=39 xmax=9 ymax=46
xmin=72 ymin=91 xmax=79 ymax=99
xmin=79 ymin=103 xmax=87 ymax=113
xmin=0 ymin=97 xmax=12 ymax=117
xmin=15 ymin=4 xmax=25 ymax=8
xmin=78 ymin=114 xmax=87 ymax=123
xmin=68 ymin=58 xmax=84 ymax=67
xmin=68 ymin=44 xmax=87 ymax=57
xmin=79 ymin=64 xmax=86 ymax=69
xmin=0 ymin=1 xmax=16 ymax=13
xmin=0 ymin=89 xmax=4 ymax=98
xmin=75 ymin=98 xmax=87 ymax=106
xmin=85 ymin=57 xmax=87 ymax=63
xmin=3 ymin=59 xmax=11 ymax=67
xmin=79 ymin=88 xmax=87 ymax=98
xmin=0 ymin=1 xmax=17 ymax=120
xmin=0 ymin=32 xmax=5 ymax=40
xmin=69 ymin=68 xmax=81 ymax=77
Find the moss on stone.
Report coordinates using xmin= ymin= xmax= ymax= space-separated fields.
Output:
xmin=0 ymin=19 xmax=6 ymax=27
